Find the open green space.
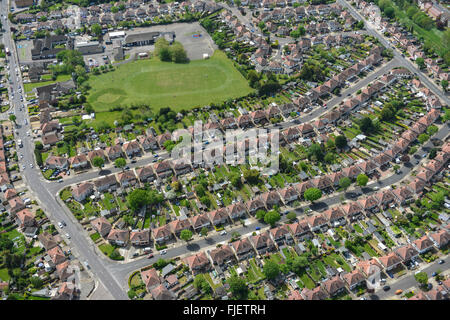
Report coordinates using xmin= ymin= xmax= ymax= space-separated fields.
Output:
xmin=86 ymin=50 xmax=254 ymax=113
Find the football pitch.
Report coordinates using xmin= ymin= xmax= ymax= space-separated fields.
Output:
xmin=86 ymin=50 xmax=254 ymax=112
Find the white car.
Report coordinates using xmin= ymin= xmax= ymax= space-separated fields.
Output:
xmin=160 ymin=249 xmax=167 ymax=255
xmin=58 ymin=222 xmax=64 ymax=228
xmin=29 ymin=163 xmax=33 ymax=168
xmin=65 ymin=233 xmax=70 ymax=239
xmin=220 ymin=230 xmax=227 ymax=236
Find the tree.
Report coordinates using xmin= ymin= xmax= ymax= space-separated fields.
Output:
xmin=324 ymin=152 xmax=335 ymax=164
xmin=291 ymin=256 xmax=308 ymax=275
xmin=91 ymin=23 xmax=102 ymax=37
xmin=442 ymin=80 xmax=448 ymax=92
xmin=359 ymin=117 xmax=375 ymax=135
xmin=227 ymin=276 xmax=248 ymax=299
xmin=339 ymin=177 xmax=352 ymax=191
xmin=416 ymin=57 xmax=425 ymax=69
xmin=335 ymin=135 xmax=347 ymax=149
xmin=418 ymin=133 xmax=430 ymax=144
xmin=200 ymin=227 xmax=208 ymax=237
xmin=287 ymin=212 xmax=297 ymax=222
xmin=114 ymin=157 xmax=127 ymax=170
xmin=9 ymin=114 xmax=16 ymax=124
xmin=380 ymin=105 xmax=396 ymax=121
xmin=180 ymin=229 xmax=193 ymax=242
xmin=193 ymin=275 xmax=211 ymax=293
xmin=263 ymin=260 xmax=280 ymax=280
xmin=255 ymin=209 xmax=266 ymax=220
xmin=426 ymin=125 xmax=438 ymax=136
xmin=170 ymin=41 xmax=188 ymax=63
xmin=230 ymin=172 xmax=243 ymax=188
xmin=127 ymin=188 xmax=151 ymax=212
xmin=243 ymin=169 xmax=260 ymax=185
xmin=264 ymin=210 xmax=281 ymax=227
xmin=304 ymin=188 xmax=322 ymax=203
xmin=307 ymin=143 xmax=324 ymax=162
xmin=92 ymin=156 xmax=104 ymax=170
xmin=428 ymin=148 xmax=437 ymax=159
xmin=384 ymin=6 xmax=395 ymax=18
xmin=155 ymin=37 xmax=171 ymax=61
xmin=30 ymin=276 xmax=43 ymax=289
xmin=127 ymin=289 xmax=136 ymax=299
xmin=356 ymin=174 xmax=369 ymax=187
xmin=414 ymin=271 xmax=428 ymax=287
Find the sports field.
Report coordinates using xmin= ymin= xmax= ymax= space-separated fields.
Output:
xmin=86 ymin=50 xmax=254 ymax=112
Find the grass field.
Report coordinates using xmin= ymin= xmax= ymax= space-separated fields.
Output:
xmin=86 ymin=50 xmax=254 ymax=112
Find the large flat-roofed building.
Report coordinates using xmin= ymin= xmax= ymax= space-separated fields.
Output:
xmin=109 ymin=31 xmax=126 ymax=39
xmin=124 ymin=31 xmax=160 ymax=47
xmin=75 ymin=41 xmax=104 ymax=55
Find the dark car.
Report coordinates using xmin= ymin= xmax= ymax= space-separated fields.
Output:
xmin=383 ymin=286 xmax=390 ymax=291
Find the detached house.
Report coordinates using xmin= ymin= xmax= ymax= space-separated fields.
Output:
xmin=91 ymin=217 xmax=112 ymax=238
xmin=71 ymin=182 xmax=94 ymax=202
xmin=107 ymin=228 xmax=129 ymax=246
xmin=395 ymin=244 xmax=419 ymax=263
xmin=152 ymin=225 xmax=172 ymax=244
xmin=141 ymin=268 xmax=161 ymax=291
xmin=429 ymin=230 xmax=450 ymax=249
xmin=130 ymin=229 xmax=150 ymax=246
xmin=378 ymin=252 xmax=402 ymax=271
xmin=322 ymin=276 xmax=346 ymax=297
xmin=15 ymin=209 xmax=36 ymax=229
xmin=183 ymin=252 xmax=211 ymax=275
xmin=342 ymin=270 xmax=366 ymax=291
xmin=412 ymin=235 xmax=434 ymax=254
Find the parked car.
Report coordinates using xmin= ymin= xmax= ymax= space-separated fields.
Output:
xmin=383 ymin=285 xmax=390 ymax=291
xmin=160 ymin=249 xmax=167 ymax=255
xmin=220 ymin=230 xmax=227 ymax=236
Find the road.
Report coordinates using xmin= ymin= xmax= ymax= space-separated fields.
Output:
xmin=1 ymin=0 xmax=448 ymax=298
xmin=0 ymin=0 xmax=128 ymax=300
xmin=337 ymin=0 xmax=449 ymax=106
xmin=372 ymin=255 xmax=449 ymax=300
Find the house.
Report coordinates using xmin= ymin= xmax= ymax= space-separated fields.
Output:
xmin=231 ymin=238 xmax=255 ymax=261
xmin=169 ymin=218 xmax=192 ymax=236
xmin=392 ymin=186 xmax=414 ymax=205
xmin=15 ymin=209 xmax=36 ymax=229
xmin=94 ymin=175 xmax=118 ymax=192
xmin=55 ymin=261 xmax=74 ymax=282
xmin=38 ymin=232 xmax=58 ymax=251
xmin=152 ymin=225 xmax=172 ymax=244
xmin=130 ymin=229 xmax=150 ymax=246
xmin=395 ymin=244 xmax=419 ymax=263
xmin=407 ymin=179 xmax=425 ymax=194
xmin=141 ymin=268 xmax=161 ymax=291
xmin=122 ymin=141 xmax=141 ymax=157
xmin=378 ymin=252 xmax=402 ymax=271
xmin=356 ymin=258 xmax=383 ymax=277
xmin=429 ymin=229 xmax=450 ymax=249
xmin=341 ymin=165 xmax=362 ymax=180
xmin=300 ymin=286 xmax=328 ymax=300
xmin=307 ymin=214 xmax=328 ymax=232
xmin=117 ymin=170 xmax=137 ymax=187
xmin=138 ymin=135 xmax=158 ymax=151
xmin=88 ymin=149 xmax=106 ymax=163
xmin=48 ymin=246 xmax=66 ymax=265
xmin=105 ymin=145 xmax=123 ymax=161
xmin=342 ymin=270 xmax=366 ymax=290
xmin=209 ymin=245 xmax=235 ymax=266
xmin=208 ymin=208 xmax=229 ymax=226
xmin=415 ymin=168 xmax=434 ymax=183
xmin=323 ymin=207 xmax=346 ymax=227
xmin=322 ymin=276 xmax=346 ymax=297
xmin=153 ymin=160 xmax=173 ymax=178
xmin=250 ymin=231 xmax=276 ymax=255
xmin=358 ymin=196 xmax=379 ymax=214
xmin=311 ymin=176 xmax=332 ymax=190
xmin=71 ymin=182 xmax=94 ymax=202
xmin=374 ymin=190 xmax=396 ymax=209
xmin=226 ymin=202 xmax=247 ymax=220
xmin=412 ymin=235 xmax=434 ymax=254
xmin=8 ymin=197 xmax=25 ymax=214
xmin=341 ymin=202 xmax=363 ymax=222
xmin=294 ymin=181 xmax=313 ymax=197
xmin=90 ymin=217 xmax=112 ymax=238
xmin=288 ymin=219 xmax=311 ymax=240
xmin=107 ymin=228 xmax=129 ymax=246
xmin=245 ymin=197 xmax=266 ymax=215
xmin=190 ymin=213 xmax=211 ymax=231
xmin=183 ymin=252 xmax=211 ymax=275
xmin=136 ymin=165 xmax=155 ymax=183
xmin=270 ymin=225 xmax=293 ymax=245
xmin=278 ymin=186 xmax=299 ymax=204
xmin=150 ymin=284 xmax=177 ymax=300
xmin=171 ymin=158 xmax=192 ymax=176
xmin=45 ymin=156 xmax=68 ymax=170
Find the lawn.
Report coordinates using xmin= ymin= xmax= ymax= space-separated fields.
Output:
xmin=86 ymin=50 xmax=254 ymax=112
xmin=0 ymin=268 xmax=10 ymax=281
xmin=98 ymin=243 xmax=115 ymax=256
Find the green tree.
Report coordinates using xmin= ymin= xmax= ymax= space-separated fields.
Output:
xmin=180 ymin=229 xmax=193 ymax=242
xmin=91 ymin=23 xmax=102 ymax=37
xmin=426 ymin=125 xmax=438 ymax=136
xmin=114 ymin=157 xmax=127 ymax=170
xmin=264 ymin=210 xmax=281 ymax=227
xmin=227 ymin=276 xmax=248 ymax=299
xmin=335 ymin=135 xmax=347 ymax=149
xmin=416 ymin=57 xmax=425 ymax=69
xmin=359 ymin=117 xmax=375 ymax=135
xmin=193 ymin=275 xmax=211 ymax=293
xmin=356 ymin=174 xmax=369 ymax=187
xmin=263 ymin=260 xmax=280 ymax=280
xmin=127 ymin=289 xmax=136 ymax=299
xmin=155 ymin=37 xmax=171 ymax=61
xmin=255 ymin=209 xmax=266 ymax=220
xmin=287 ymin=212 xmax=297 ymax=222
xmin=384 ymin=6 xmax=395 ymax=18
xmin=417 ymin=133 xmax=430 ymax=144
xmin=324 ymin=152 xmax=335 ymax=164
xmin=414 ymin=271 xmax=428 ymax=287
xmin=92 ymin=156 xmax=104 ymax=170
xmin=304 ymin=188 xmax=322 ymax=203
xmin=170 ymin=41 xmax=188 ymax=63
xmin=9 ymin=114 xmax=16 ymax=124
xmin=291 ymin=256 xmax=308 ymax=275
xmin=127 ymin=188 xmax=150 ymax=212
xmin=339 ymin=177 xmax=352 ymax=191
xmin=200 ymin=227 xmax=208 ymax=237
xmin=307 ymin=143 xmax=324 ymax=162
xmin=243 ymin=169 xmax=260 ymax=185
xmin=442 ymin=80 xmax=448 ymax=92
